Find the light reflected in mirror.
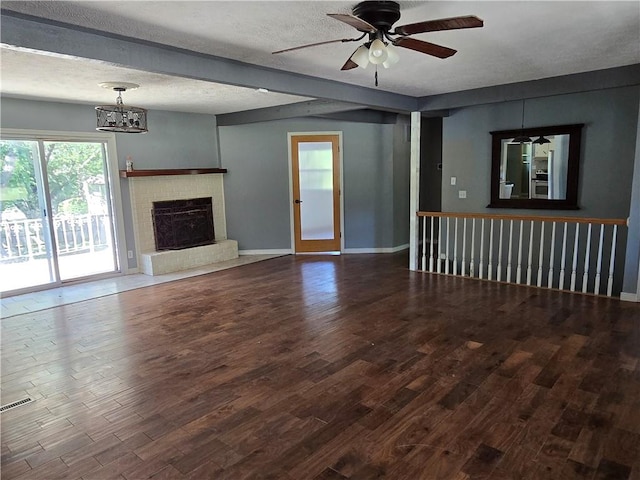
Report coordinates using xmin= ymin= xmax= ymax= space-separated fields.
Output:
xmin=490 ymin=124 xmax=583 ymax=210
xmin=499 ymin=135 xmax=569 ymax=200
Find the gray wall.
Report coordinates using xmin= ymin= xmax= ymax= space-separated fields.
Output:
xmin=393 ymin=116 xmax=411 ymax=248
xmin=441 ymin=86 xmax=639 ymax=218
xmin=623 ymin=100 xmax=640 ymax=295
xmin=218 ymin=117 xmax=408 ymax=251
xmin=0 ymin=97 xmax=220 ymax=269
xmin=438 ymin=86 xmax=640 ymax=296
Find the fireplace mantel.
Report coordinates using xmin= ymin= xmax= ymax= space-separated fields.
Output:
xmin=120 ymin=168 xmax=227 ymax=178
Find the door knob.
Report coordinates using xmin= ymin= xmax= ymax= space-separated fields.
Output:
xmin=294 ymin=199 xmax=302 ymax=204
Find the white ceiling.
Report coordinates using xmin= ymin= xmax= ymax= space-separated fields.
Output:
xmin=1 ymin=1 xmax=639 ymax=114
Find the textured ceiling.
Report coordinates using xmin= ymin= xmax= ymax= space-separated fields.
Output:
xmin=0 ymin=49 xmax=312 ymax=115
xmin=1 ymin=1 xmax=639 ymax=114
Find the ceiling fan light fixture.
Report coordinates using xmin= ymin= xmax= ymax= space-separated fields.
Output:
xmin=382 ymin=44 xmax=400 ymax=68
xmin=368 ymin=38 xmax=388 ymax=64
xmin=351 ymin=45 xmax=371 ymax=68
xmin=95 ymin=82 xmax=148 ymax=134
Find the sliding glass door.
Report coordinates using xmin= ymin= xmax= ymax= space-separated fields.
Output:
xmin=0 ymin=140 xmax=57 ymax=291
xmin=1 ymin=135 xmax=121 ymax=294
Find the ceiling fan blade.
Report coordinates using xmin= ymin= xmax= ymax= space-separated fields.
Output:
xmin=393 ymin=37 xmax=457 ymax=59
xmin=327 ymin=13 xmax=377 ymax=33
xmin=272 ymin=38 xmax=358 ymax=54
xmin=393 ymin=15 xmax=483 ymax=36
xmin=341 ymin=58 xmax=359 ymax=71
xmin=341 ymin=46 xmax=363 ymax=71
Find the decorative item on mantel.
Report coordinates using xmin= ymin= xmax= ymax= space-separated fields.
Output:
xmin=95 ymin=82 xmax=148 ymax=134
xmin=126 ymin=156 xmax=134 ymax=172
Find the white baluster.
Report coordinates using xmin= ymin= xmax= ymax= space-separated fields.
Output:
xmin=537 ymin=222 xmax=545 ymax=287
xmin=429 ymin=216 xmax=435 ymax=272
xmin=479 ymin=218 xmax=485 ymax=279
xmin=3 ymin=223 xmax=14 ymax=259
xmin=570 ymin=223 xmax=580 ymax=292
xmin=421 ymin=216 xmax=427 ymax=271
xmin=453 ymin=218 xmax=459 ymax=275
xmin=594 ymin=224 xmax=604 ymax=295
xmin=607 ymin=225 xmax=618 ymax=297
xmin=437 ymin=217 xmax=443 ymax=274
xmin=526 ymin=220 xmax=534 ymax=286
xmin=516 ymin=220 xmax=524 ymax=284
xmin=506 ymin=220 xmax=514 ymax=283
xmin=488 ymin=219 xmax=494 ymax=280
xmin=582 ymin=223 xmax=592 ymax=293
xmin=497 ymin=220 xmax=504 ymax=281
xmin=445 ymin=217 xmax=451 ymax=275
xmin=26 ymin=220 xmax=35 ymax=259
xmin=470 ymin=218 xmax=476 ymax=277
xmin=548 ymin=222 xmax=556 ymax=289
xmin=462 ymin=218 xmax=467 ymax=276
xmin=560 ymin=222 xmax=568 ymax=289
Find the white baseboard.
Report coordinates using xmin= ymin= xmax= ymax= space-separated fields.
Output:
xmin=620 ymin=292 xmax=639 ymax=302
xmin=343 ymin=244 xmax=409 ymax=254
xmin=239 ymin=249 xmax=293 ymax=255
xmin=239 ymin=245 xmax=409 ymax=255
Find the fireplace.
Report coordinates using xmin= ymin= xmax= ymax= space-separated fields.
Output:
xmin=152 ymin=197 xmax=215 ymax=251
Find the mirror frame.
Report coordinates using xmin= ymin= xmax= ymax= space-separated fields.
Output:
xmin=489 ymin=124 xmax=584 ymax=210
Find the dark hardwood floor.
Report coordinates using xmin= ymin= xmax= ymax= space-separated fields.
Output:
xmin=2 ymin=253 xmax=640 ymax=480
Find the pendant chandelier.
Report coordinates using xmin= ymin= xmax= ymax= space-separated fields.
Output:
xmin=533 ymin=135 xmax=551 ymax=145
xmin=512 ymin=99 xmax=531 ymax=144
xmin=95 ymin=82 xmax=148 ymax=134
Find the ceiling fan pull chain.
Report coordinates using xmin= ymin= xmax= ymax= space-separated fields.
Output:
xmin=375 ymin=66 xmax=379 ymax=87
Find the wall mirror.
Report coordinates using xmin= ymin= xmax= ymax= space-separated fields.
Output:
xmin=489 ymin=124 xmax=583 ymax=209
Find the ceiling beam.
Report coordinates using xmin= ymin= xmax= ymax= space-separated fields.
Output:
xmin=311 ymin=110 xmax=399 ymax=124
xmin=217 ymin=100 xmax=366 ymax=126
xmin=0 ymin=10 xmax=419 ymax=113
xmin=418 ymin=64 xmax=640 ymax=111
xmin=219 ymin=105 xmax=451 ymax=126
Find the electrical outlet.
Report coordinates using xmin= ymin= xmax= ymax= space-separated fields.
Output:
xmin=127 ymin=250 xmax=133 ymax=259
xmin=458 ymin=190 xmax=467 ymax=199
xmin=450 ymin=176 xmax=457 ymax=186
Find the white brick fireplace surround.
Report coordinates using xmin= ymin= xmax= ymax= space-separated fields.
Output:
xmin=127 ymin=172 xmax=238 ymax=275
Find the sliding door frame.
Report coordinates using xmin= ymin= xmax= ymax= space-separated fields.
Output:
xmin=0 ymin=128 xmax=127 ymax=295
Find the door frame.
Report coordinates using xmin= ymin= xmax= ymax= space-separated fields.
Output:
xmin=0 ymin=128 xmax=128 ymax=294
xmin=287 ymin=131 xmax=344 ymax=254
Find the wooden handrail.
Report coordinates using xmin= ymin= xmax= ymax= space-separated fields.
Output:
xmin=417 ymin=211 xmax=627 ymax=226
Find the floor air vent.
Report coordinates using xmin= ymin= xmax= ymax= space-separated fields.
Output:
xmin=1 ymin=397 xmax=33 ymax=413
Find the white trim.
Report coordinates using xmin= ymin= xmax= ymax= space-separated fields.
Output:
xmin=1 ymin=128 xmax=116 ymax=142
xmin=287 ymin=131 xmax=344 ymax=254
xmin=239 ymin=249 xmax=293 ymax=255
xmin=343 ymin=244 xmax=409 ymax=254
xmin=620 ymin=292 xmax=639 ymax=302
xmin=408 ymin=112 xmax=421 ymax=270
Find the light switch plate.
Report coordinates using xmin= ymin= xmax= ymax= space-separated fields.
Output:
xmin=450 ymin=176 xmax=457 ymax=186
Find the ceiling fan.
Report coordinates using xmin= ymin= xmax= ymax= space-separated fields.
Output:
xmin=273 ymin=1 xmax=483 ymax=84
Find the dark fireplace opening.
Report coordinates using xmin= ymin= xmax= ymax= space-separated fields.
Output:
xmin=152 ymin=197 xmax=215 ymax=251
